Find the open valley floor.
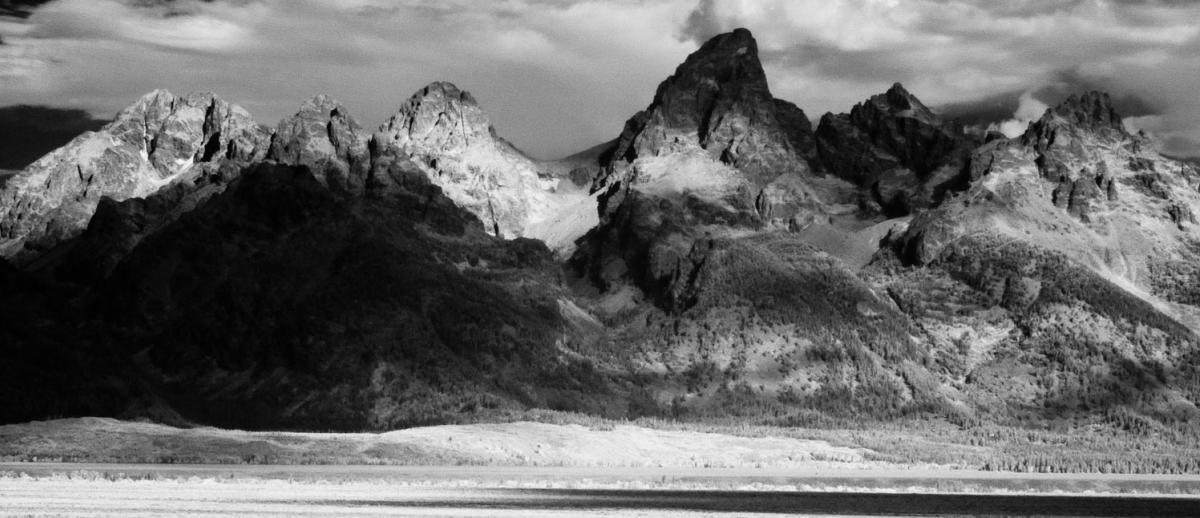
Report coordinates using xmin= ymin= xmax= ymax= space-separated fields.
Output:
xmin=3 ymin=464 xmax=1200 ymax=517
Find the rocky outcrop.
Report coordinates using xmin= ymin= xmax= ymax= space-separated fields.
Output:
xmin=0 ymin=90 xmax=270 ymax=261
xmin=1025 ymin=91 xmax=1129 ymax=179
xmin=772 ymin=98 xmax=818 ymax=168
xmin=1017 ymin=92 xmax=1149 ymax=223
xmin=267 ymin=95 xmax=370 ymax=194
xmin=815 ymin=83 xmax=978 ymax=216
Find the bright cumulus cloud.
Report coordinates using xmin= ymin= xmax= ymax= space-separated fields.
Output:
xmin=994 ymin=92 xmax=1051 ymax=138
xmin=1 ymin=0 xmax=1200 ymax=158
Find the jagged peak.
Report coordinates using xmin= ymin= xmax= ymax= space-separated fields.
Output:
xmin=297 ymin=93 xmax=346 ymax=113
xmin=601 ymin=26 xmax=809 ymax=186
xmin=136 ymin=88 xmax=176 ymax=103
xmin=286 ymin=94 xmax=361 ymax=127
xmin=382 ymin=81 xmax=495 ymax=151
xmin=405 ymin=81 xmax=480 ymax=110
xmin=1045 ymin=90 xmax=1126 ymax=133
xmin=668 ymin=28 xmax=764 ymax=89
xmin=861 ymin=82 xmax=937 ymax=122
xmin=1022 ymin=90 xmax=1129 ymax=153
xmin=114 ymin=89 xmax=249 ymax=126
xmin=629 ymin=27 xmax=773 ymax=144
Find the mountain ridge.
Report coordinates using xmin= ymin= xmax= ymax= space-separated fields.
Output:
xmin=1 ymin=28 xmax=1198 ymax=449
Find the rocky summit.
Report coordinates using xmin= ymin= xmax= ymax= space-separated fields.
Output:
xmin=2 ymin=28 xmax=1200 ymax=451
xmin=267 ymin=94 xmax=371 ymax=194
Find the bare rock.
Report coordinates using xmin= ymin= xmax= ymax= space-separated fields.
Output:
xmin=1169 ymin=202 xmax=1196 ymax=230
xmin=815 ymin=83 xmax=978 ymax=216
xmin=268 ymin=95 xmax=370 ymax=194
xmin=1024 ymin=91 xmax=1130 ymax=182
xmin=604 ymin=28 xmax=813 ymax=189
xmin=376 ymin=82 xmax=558 ymax=239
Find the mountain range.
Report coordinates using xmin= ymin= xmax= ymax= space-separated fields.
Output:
xmin=2 ymin=28 xmax=1198 ymax=435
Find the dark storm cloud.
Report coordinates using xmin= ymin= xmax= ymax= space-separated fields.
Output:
xmin=0 ymin=0 xmax=53 ymax=19
xmin=0 ymin=104 xmax=105 ymax=169
xmin=936 ymin=90 xmax=1024 ymax=127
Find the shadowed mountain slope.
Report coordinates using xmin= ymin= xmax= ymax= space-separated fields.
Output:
xmin=0 ymin=29 xmax=1198 ymax=446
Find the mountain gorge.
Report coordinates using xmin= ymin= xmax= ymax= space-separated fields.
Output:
xmin=2 ymin=29 xmax=1199 ymax=443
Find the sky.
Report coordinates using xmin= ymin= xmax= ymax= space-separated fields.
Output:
xmin=1 ymin=0 xmax=1200 ymax=160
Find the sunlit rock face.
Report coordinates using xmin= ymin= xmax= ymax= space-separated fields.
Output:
xmin=375 ymin=81 xmax=542 ymax=238
xmin=375 ymin=81 xmax=597 ymax=252
xmin=897 ymin=90 xmax=1200 ymax=318
xmin=0 ymin=89 xmax=269 ymax=261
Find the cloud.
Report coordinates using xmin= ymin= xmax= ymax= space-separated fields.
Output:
xmin=3 ymin=0 xmax=1200 ymax=158
xmin=991 ymin=91 xmax=1050 ymax=138
xmin=0 ymin=104 xmax=106 ymax=169
xmin=0 ymin=0 xmax=698 ymax=159
xmin=29 ymin=0 xmax=262 ymax=51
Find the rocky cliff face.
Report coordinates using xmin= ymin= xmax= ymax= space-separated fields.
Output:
xmin=815 ymin=83 xmax=979 ymax=216
xmin=0 ymin=90 xmax=270 ymax=262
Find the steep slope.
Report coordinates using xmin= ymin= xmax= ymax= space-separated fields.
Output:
xmin=594 ymin=28 xmax=847 ymax=232
xmin=0 ymin=90 xmax=270 ymax=262
xmin=376 ymin=82 xmax=597 ymax=254
xmin=2 ymin=160 xmax=623 ymax=428
xmin=883 ymin=91 xmax=1200 ymax=422
xmin=575 ymin=29 xmax=858 ymax=307
xmin=815 ymin=83 xmax=981 ymax=216
xmin=567 ymin=30 xmax=941 ymax=421
xmin=899 ymin=92 xmax=1200 ymax=304
xmin=0 ymin=90 xmax=615 ymax=427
